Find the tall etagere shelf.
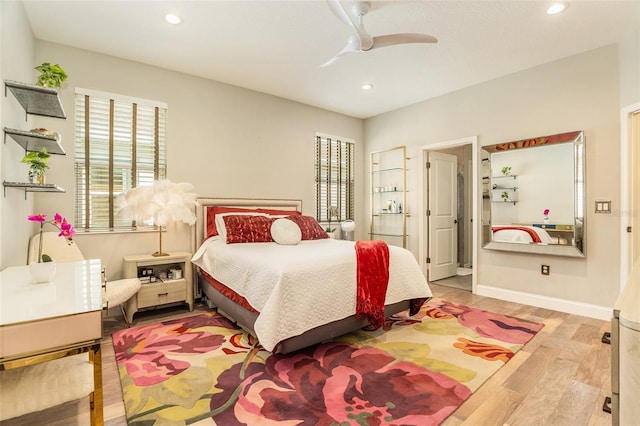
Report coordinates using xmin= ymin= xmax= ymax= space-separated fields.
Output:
xmin=3 ymin=80 xmax=66 ymax=197
xmin=370 ymin=146 xmax=408 ymax=248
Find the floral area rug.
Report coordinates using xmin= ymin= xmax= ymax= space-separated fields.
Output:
xmin=112 ymin=298 xmax=543 ymax=425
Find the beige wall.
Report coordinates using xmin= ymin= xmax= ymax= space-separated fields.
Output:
xmin=1 ymin=0 xmax=37 ymax=268
xmin=365 ymin=45 xmax=623 ymax=315
xmin=619 ymin=29 xmax=640 ymax=108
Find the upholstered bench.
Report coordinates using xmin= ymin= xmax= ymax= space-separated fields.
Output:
xmin=0 ymin=353 xmax=94 ymax=421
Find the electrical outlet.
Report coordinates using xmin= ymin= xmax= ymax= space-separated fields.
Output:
xmin=541 ymin=265 xmax=550 ymax=275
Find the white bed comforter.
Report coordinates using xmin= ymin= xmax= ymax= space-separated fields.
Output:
xmin=191 ymin=237 xmax=431 ymax=351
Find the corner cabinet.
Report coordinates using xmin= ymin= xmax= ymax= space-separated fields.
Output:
xmin=3 ymin=80 xmax=66 ymax=197
xmin=370 ymin=146 xmax=409 ymax=248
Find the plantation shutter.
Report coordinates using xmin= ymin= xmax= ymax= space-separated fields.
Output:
xmin=74 ymin=89 xmax=167 ymax=230
xmin=314 ymin=134 xmax=354 ymax=223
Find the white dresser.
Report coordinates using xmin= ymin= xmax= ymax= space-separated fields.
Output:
xmin=611 ymin=261 xmax=640 ymax=425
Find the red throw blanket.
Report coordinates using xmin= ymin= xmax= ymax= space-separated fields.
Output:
xmin=492 ymin=226 xmax=542 ymax=243
xmin=355 ymin=240 xmax=390 ymax=329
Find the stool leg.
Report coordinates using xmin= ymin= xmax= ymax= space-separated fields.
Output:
xmin=119 ymin=304 xmax=133 ymax=327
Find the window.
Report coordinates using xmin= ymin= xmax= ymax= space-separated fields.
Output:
xmin=74 ymin=89 xmax=167 ymax=230
xmin=314 ymin=134 xmax=354 ymax=223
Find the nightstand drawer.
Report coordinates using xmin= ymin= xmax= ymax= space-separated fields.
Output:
xmin=137 ymin=279 xmax=186 ymax=308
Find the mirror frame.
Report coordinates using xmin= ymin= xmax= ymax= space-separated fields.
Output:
xmin=482 ymin=130 xmax=585 ymax=258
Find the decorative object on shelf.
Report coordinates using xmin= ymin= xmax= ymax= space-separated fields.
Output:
xmin=27 ymin=213 xmax=75 ymax=283
xmin=543 ymin=208 xmax=550 ymax=224
xmin=30 ymin=127 xmax=61 ymax=142
xmin=501 ymin=191 xmax=509 ymax=202
xmin=325 ymin=205 xmax=338 ymax=235
xmin=501 ymin=166 xmax=512 ymax=176
xmin=35 ymin=62 xmax=68 ymax=89
xmin=21 ymin=147 xmax=50 ymax=184
xmin=118 ymin=180 xmax=198 ymax=257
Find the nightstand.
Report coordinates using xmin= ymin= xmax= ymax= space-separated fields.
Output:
xmin=122 ymin=251 xmax=193 ymax=323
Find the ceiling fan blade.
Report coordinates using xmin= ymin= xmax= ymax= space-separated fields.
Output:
xmin=321 ymin=34 xmax=361 ymax=67
xmin=321 ymin=41 xmax=359 ymax=67
xmin=327 ymin=0 xmax=372 ymax=50
xmin=372 ymin=33 xmax=438 ymax=49
xmin=327 ymin=0 xmax=358 ymax=31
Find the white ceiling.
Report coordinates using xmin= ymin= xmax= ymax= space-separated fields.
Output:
xmin=21 ymin=0 xmax=640 ymax=119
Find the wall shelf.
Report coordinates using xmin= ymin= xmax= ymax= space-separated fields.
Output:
xmin=3 ymin=80 xmax=66 ymax=198
xmin=4 ymin=80 xmax=67 ymax=120
xmin=3 ymin=181 xmax=66 ymax=199
xmin=3 ymin=127 xmax=65 ymax=155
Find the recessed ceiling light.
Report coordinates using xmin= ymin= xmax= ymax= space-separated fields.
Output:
xmin=546 ymin=3 xmax=567 ymax=15
xmin=362 ymin=83 xmax=373 ymax=90
xmin=165 ymin=14 xmax=182 ymax=25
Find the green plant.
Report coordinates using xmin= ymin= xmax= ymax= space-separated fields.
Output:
xmin=21 ymin=147 xmax=51 ymax=177
xmin=501 ymin=191 xmax=509 ymax=201
xmin=501 ymin=166 xmax=512 ymax=176
xmin=35 ymin=62 xmax=68 ymax=88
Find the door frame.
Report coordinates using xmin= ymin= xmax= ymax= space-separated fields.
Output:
xmin=418 ymin=136 xmax=478 ymax=292
xmin=620 ymin=101 xmax=640 ymax=289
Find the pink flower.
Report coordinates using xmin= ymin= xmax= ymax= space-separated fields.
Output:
xmin=543 ymin=209 xmax=550 ymax=216
xmin=27 ymin=214 xmax=47 ymax=223
xmin=28 ymin=213 xmax=75 ymax=263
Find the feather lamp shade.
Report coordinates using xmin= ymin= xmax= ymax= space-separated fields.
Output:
xmin=119 ymin=180 xmax=197 ymax=256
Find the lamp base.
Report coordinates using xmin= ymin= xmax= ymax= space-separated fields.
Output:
xmin=152 ymin=251 xmax=170 ymax=257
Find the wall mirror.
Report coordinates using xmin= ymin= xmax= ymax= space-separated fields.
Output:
xmin=481 ymin=130 xmax=585 ymax=257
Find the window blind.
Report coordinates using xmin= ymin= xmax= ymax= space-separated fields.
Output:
xmin=314 ymin=135 xmax=354 ymax=223
xmin=74 ymin=90 xmax=167 ymax=230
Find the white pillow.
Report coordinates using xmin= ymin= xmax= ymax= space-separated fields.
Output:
xmin=215 ymin=212 xmax=268 ymax=242
xmin=271 ymin=218 xmax=302 ymax=245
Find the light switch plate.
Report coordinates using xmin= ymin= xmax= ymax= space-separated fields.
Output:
xmin=595 ymin=201 xmax=611 ymax=213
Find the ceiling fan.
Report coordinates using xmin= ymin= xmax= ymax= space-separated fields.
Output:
xmin=321 ymin=0 xmax=438 ymax=67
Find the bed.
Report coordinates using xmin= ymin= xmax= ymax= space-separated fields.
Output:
xmin=492 ymin=225 xmax=553 ymax=244
xmin=191 ymin=197 xmax=432 ymax=353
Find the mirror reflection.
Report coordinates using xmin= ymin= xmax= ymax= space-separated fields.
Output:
xmin=482 ymin=131 xmax=585 ymax=257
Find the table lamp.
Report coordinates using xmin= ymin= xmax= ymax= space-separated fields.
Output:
xmin=119 ymin=180 xmax=197 ymax=256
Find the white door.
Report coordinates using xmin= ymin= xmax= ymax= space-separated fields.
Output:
xmin=428 ymin=151 xmax=458 ymax=281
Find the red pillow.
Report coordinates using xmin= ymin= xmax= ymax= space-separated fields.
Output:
xmin=206 ymin=206 xmax=261 ymax=238
xmin=206 ymin=206 xmax=302 ymax=238
xmin=285 ymin=215 xmax=329 ymax=240
xmin=223 ymin=215 xmax=277 ymax=244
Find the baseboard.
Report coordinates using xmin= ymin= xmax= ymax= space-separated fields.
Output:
xmin=475 ymin=285 xmax=612 ymax=321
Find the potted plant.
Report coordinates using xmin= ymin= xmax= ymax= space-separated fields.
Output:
xmin=501 ymin=166 xmax=512 ymax=176
xmin=35 ymin=62 xmax=68 ymax=89
xmin=21 ymin=147 xmax=50 ymax=184
xmin=501 ymin=191 xmax=509 ymax=202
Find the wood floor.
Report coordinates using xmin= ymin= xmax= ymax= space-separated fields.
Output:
xmin=0 ymin=283 xmax=613 ymax=426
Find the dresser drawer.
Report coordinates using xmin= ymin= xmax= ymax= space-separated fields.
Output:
xmin=137 ymin=279 xmax=187 ymax=308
